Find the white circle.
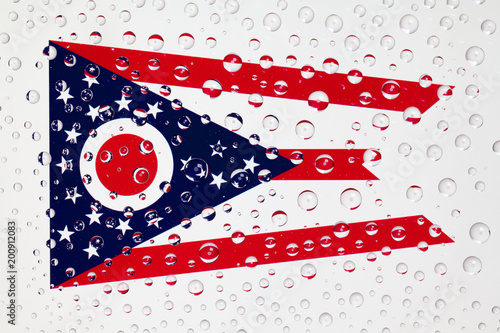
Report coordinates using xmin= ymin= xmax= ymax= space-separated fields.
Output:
xmin=80 ymin=119 xmax=173 ymax=211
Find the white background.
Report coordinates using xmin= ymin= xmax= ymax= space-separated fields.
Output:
xmin=0 ymin=0 xmax=500 ymax=332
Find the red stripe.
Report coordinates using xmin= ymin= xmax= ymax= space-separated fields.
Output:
xmin=57 ymin=215 xmax=453 ymax=288
xmin=275 ymin=149 xmax=378 ymax=181
xmin=54 ymin=41 xmax=444 ymax=112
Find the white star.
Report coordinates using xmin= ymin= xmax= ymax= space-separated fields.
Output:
xmin=64 ymin=128 xmax=82 ymax=144
xmin=86 ymin=210 xmax=102 ymax=225
xmin=146 ymin=102 xmax=163 ymax=119
xmin=115 ymin=219 xmax=133 ymax=235
xmin=86 ymin=105 xmax=100 ymax=122
xmin=83 ymin=242 xmax=100 ymax=259
xmin=57 ymin=225 xmax=74 ymax=242
xmin=147 ymin=216 xmax=164 ymax=228
xmin=56 ymin=156 xmax=72 ymax=174
xmin=82 ymin=75 xmax=99 ymax=88
xmin=115 ymin=96 xmax=131 ymax=112
xmin=210 ymin=172 xmax=227 ymax=189
xmin=56 ymin=87 xmax=73 ymax=104
xmin=210 ymin=140 xmax=227 ymax=158
xmin=65 ymin=186 xmax=82 ymax=204
xmin=243 ymin=156 xmax=260 ymax=173
xmin=180 ymin=156 xmax=193 ymax=171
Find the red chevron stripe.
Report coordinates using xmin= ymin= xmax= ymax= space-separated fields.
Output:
xmin=275 ymin=149 xmax=378 ymax=181
xmin=57 ymin=215 xmax=453 ymax=288
xmin=54 ymin=41 xmax=445 ymax=112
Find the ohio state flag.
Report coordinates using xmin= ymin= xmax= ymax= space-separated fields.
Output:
xmin=48 ymin=39 xmax=453 ymax=289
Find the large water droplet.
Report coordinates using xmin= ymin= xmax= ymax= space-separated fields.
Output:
xmin=199 ymin=243 xmax=219 ymax=263
xmin=188 ymin=279 xmax=204 ymax=295
xmin=481 ymin=19 xmax=496 ymax=35
xmin=463 ymin=256 xmax=482 ymax=275
xmin=297 ymin=190 xmax=318 ymax=211
xmin=325 ymin=15 xmax=343 ymax=33
xmin=465 ymin=46 xmax=485 ymax=66
xmin=438 ymin=178 xmax=457 ymax=196
xmin=298 ymin=6 xmax=314 ymax=23
xmin=400 ymin=14 xmax=419 ymax=33
xmin=349 ymin=292 xmax=364 ymax=307
xmin=263 ymin=13 xmax=281 ymax=31
xmin=300 ymin=263 xmax=317 ymax=279
xmin=319 ymin=312 xmax=333 ymax=327
xmin=340 ymin=188 xmax=361 ymax=210
xmin=469 ymin=222 xmax=490 ymax=244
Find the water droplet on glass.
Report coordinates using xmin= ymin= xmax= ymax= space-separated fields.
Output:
xmin=117 ymin=282 xmax=129 ymax=294
xmin=440 ymin=16 xmax=454 ymax=30
xmin=349 ymin=292 xmax=364 ymax=307
xmin=475 ymin=180 xmax=485 ymax=192
xmin=263 ymin=13 xmax=281 ymax=31
xmin=372 ymin=15 xmax=384 ymax=27
xmin=343 ymin=260 xmax=355 ymax=272
xmin=325 ymin=14 xmax=343 ymax=33
xmin=372 ymin=113 xmax=390 ymax=130
xmin=188 ymin=279 xmax=204 ymax=295
xmin=363 ymin=148 xmax=382 ymax=166
xmin=308 ymin=91 xmax=329 ymax=110
xmin=288 ymin=34 xmax=300 ymax=47
xmin=465 ymin=46 xmax=485 ymax=66
xmin=340 ymin=188 xmax=361 ymax=210
xmin=199 ymin=243 xmax=219 ymax=263
xmin=434 ymin=262 xmax=447 ymax=275
xmin=242 ymin=17 xmax=254 ymax=30
xmin=463 ymin=256 xmax=482 ymax=275
xmin=380 ymin=35 xmax=395 ymax=50
xmin=470 ymin=222 xmax=490 ymax=244
xmin=298 ymin=6 xmax=314 ymax=23
xmin=230 ymin=169 xmax=249 ymax=188
xmin=455 ymin=134 xmax=471 ymax=150
xmin=427 ymin=35 xmax=440 ymax=48
xmin=225 ymin=0 xmax=239 ymax=14
xmin=319 ymin=312 xmax=333 ymax=327
xmin=248 ymin=93 xmax=263 ymax=107
xmin=271 ymin=210 xmax=288 ymax=226
xmin=210 ymin=13 xmax=221 ymax=24
xmin=438 ymin=178 xmax=457 ymax=196
xmin=249 ymin=38 xmax=261 ymax=50
xmin=400 ymin=14 xmax=419 ymax=33
xmin=178 ymin=33 xmax=195 ymax=49
xmin=8 ymin=57 xmax=22 ymax=70
xmin=297 ymin=190 xmax=318 ymax=211
xmin=148 ymin=34 xmax=164 ymax=51
xmin=38 ymin=151 xmax=52 ymax=166
xmin=27 ymin=90 xmax=40 ymax=104
xmin=400 ymin=49 xmax=414 ymax=62
xmin=184 ymin=2 xmax=199 ymax=17
xmin=481 ymin=19 xmax=496 ymax=35
xmin=344 ymin=35 xmax=360 ymax=51
xmin=403 ymin=106 xmax=422 ymax=124
xmin=406 ymin=185 xmax=423 ymax=202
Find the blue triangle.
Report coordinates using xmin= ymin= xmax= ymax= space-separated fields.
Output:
xmin=48 ymin=41 xmax=296 ymax=287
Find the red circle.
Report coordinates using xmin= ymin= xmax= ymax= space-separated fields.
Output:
xmin=96 ymin=134 xmax=158 ymax=196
